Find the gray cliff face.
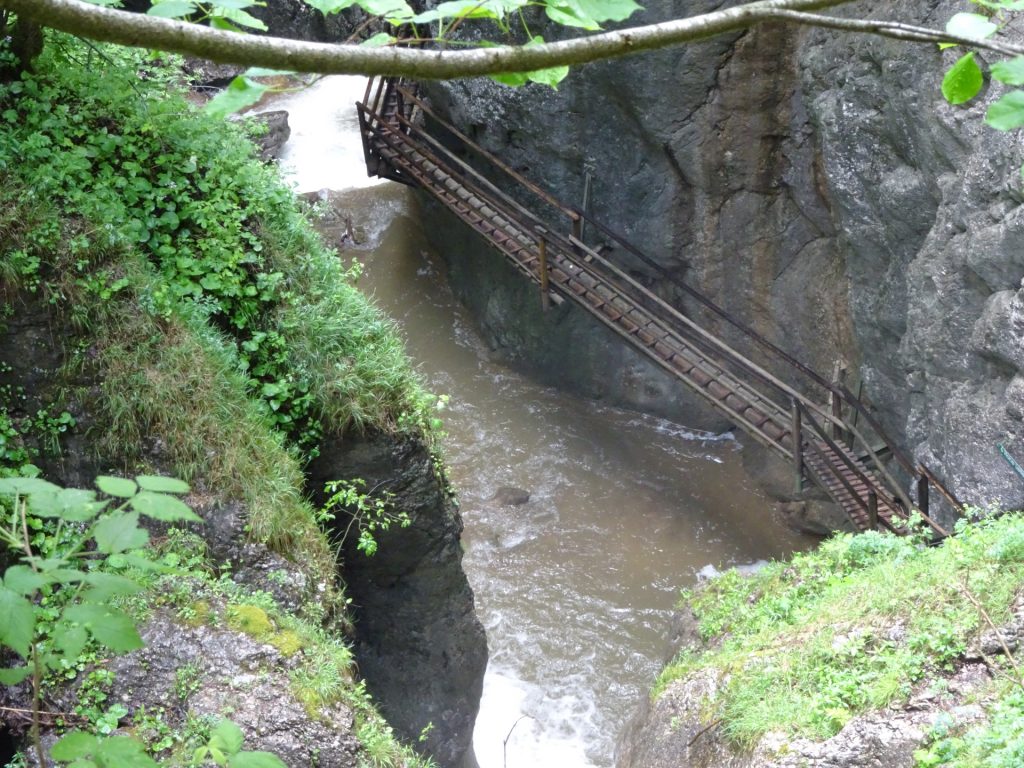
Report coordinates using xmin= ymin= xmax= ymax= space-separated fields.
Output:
xmin=800 ymin=1 xmax=1024 ymax=509
xmin=308 ymin=432 xmax=487 ymax=768
xmin=419 ymin=0 xmax=1024 ymax=510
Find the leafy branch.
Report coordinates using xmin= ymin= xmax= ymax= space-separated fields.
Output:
xmin=319 ymin=478 xmax=409 ymax=557
xmin=940 ymin=1 xmax=1024 ymax=132
xmin=1 ymin=0 xmax=985 ymax=81
xmin=0 ymin=474 xmax=290 ymax=766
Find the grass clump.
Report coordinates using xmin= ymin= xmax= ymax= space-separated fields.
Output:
xmin=657 ymin=514 xmax=1024 ymax=749
xmin=914 ymin=685 xmax=1024 ymax=767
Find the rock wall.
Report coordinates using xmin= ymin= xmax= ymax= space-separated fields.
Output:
xmin=418 ymin=0 xmax=1024 ymax=511
xmin=308 ymin=432 xmax=487 ymax=768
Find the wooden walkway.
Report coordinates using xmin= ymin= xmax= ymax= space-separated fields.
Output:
xmin=357 ymin=77 xmax=960 ymax=538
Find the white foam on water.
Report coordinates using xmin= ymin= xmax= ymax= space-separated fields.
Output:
xmin=473 ymin=670 xmax=597 ymax=768
xmin=257 ymin=75 xmax=387 ymax=193
xmin=697 ymin=558 xmax=771 ymax=581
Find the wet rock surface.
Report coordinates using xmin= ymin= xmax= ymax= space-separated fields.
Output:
xmin=112 ymin=612 xmax=363 ymax=768
xmin=246 ymin=110 xmax=292 ymax=161
xmin=487 ymin=485 xmax=531 ymax=505
xmin=308 ymin=431 xmax=487 ymax=768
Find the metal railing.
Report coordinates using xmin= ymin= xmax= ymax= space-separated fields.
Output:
xmin=357 ymin=77 xmax=960 ymax=537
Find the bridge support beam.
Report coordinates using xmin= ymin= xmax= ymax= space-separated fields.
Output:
xmin=917 ymin=473 xmax=930 ymax=518
xmin=791 ymin=399 xmax=803 ymax=494
xmin=536 ymin=226 xmax=551 ymax=312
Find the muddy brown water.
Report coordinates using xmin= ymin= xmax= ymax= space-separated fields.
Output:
xmin=262 ymin=76 xmax=813 ymax=768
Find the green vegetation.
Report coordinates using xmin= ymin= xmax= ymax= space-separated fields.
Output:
xmin=0 ymin=33 xmax=442 ymax=563
xmin=0 ymin=476 xmax=434 ymax=768
xmin=0 ymin=31 xmax=445 ymax=768
xmin=320 ymin=478 xmax=411 ymax=557
xmin=656 ymin=514 xmax=1024 ymax=755
xmin=0 ymin=474 xmax=209 ymax=766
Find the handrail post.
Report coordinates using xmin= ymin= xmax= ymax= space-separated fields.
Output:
xmin=791 ymin=399 xmax=804 ymax=494
xmin=917 ymin=473 xmax=929 ymax=517
xmin=536 ymin=225 xmax=550 ymax=312
xmin=830 ymin=361 xmax=845 ymax=445
xmin=571 ymin=214 xmax=582 ymax=243
xmin=867 ymin=490 xmax=878 ymax=530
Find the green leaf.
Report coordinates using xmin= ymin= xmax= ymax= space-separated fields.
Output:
xmin=209 ymin=720 xmax=245 ymax=756
xmin=243 ymin=67 xmax=294 ymax=78
xmin=0 ymin=665 xmax=31 ymax=685
xmin=3 ymin=565 xmax=49 ymax=596
xmin=81 ymin=572 xmax=144 ymax=602
xmin=0 ymin=586 xmax=35 ymax=658
xmin=146 ymin=0 xmax=197 ymax=18
xmin=490 ymin=70 xmax=530 ymax=87
xmin=528 ymin=64 xmax=570 ymax=88
xmin=209 ymin=16 xmax=244 ymax=32
xmin=0 ymin=477 xmax=59 ymax=496
xmin=96 ymin=476 xmax=138 ymax=498
xmin=30 ymin=488 xmax=107 ymax=521
xmin=130 ymin=491 xmax=202 ymax=523
xmin=135 ymin=475 xmax=190 ymax=494
xmin=942 ymin=52 xmax=984 ymax=104
xmin=412 ymin=0 xmax=510 ymax=23
xmin=357 ymin=0 xmax=414 ymax=22
xmin=51 ymin=731 xmax=100 ymax=761
xmin=946 ymin=12 xmax=998 ymax=40
xmin=52 ymin=622 xmax=89 ymax=661
xmin=545 ymin=0 xmax=640 ymax=30
xmin=490 ymin=37 xmax=570 ymax=89
xmin=228 ymin=752 xmax=288 ymax=768
xmin=360 ymin=32 xmax=395 ymax=47
xmin=211 ymin=6 xmax=269 ymax=31
xmin=992 ymin=56 xmax=1024 ymax=85
xmin=94 ymin=735 xmax=158 ymax=767
xmin=986 ymin=90 xmax=1024 ymax=130
xmin=64 ymin=604 xmax=143 ymax=653
xmin=205 ymin=77 xmax=271 ymax=119
xmin=305 ymin=0 xmax=357 ymax=13
xmin=93 ymin=511 xmax=150 ymax=554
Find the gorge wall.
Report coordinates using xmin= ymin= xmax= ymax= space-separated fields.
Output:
xmin=418 ymin=0 xmax=1024 ymax=513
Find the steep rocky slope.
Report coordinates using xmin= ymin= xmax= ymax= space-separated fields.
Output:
xmin=617 ymin=519 xmax=1024 ymax=768
xmin=0 ymin=39 xmax=484 ymax=767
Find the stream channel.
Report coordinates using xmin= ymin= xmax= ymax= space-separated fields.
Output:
xmin=262 ymin=76 xmax=813 ymax=768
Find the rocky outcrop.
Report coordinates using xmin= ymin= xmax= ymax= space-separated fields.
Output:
xmin=308 ymin=432 xmax=487 ymax=768
xmin=418 ymin=0 xmax=1024 ymax=516
xmin=247 ymin=110 xmax=292 ymax=161
xmin=112 ymin=612 xmax=363 ymax=767
xmin=251 ymin=0 xmax=366 ymax=44
xmin=619 ymin=661 xmax=991 ymax=768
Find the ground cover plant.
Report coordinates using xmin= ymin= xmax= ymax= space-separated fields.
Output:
xmin=655 ymin=513 xmax=1024 ymax=761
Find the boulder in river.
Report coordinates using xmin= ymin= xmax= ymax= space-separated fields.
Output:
xmin=488 ymin=486 xmax=531 ymax=506
xmin=246 ymin=109 xmax=292 ymax=162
